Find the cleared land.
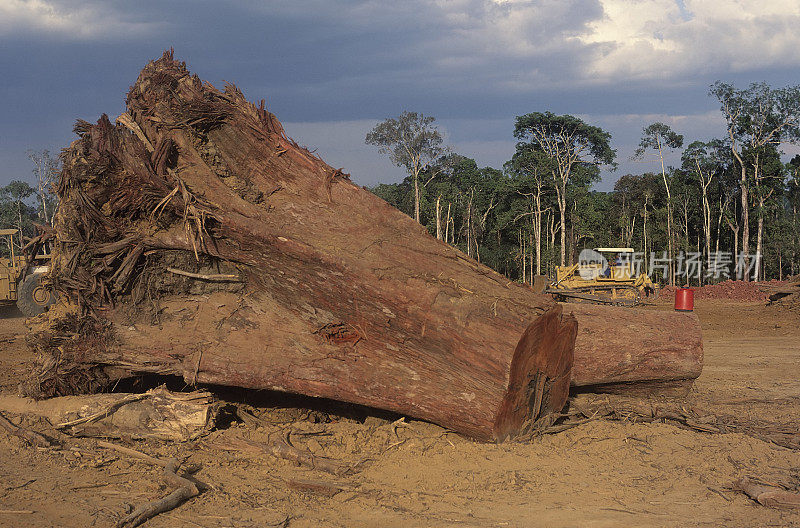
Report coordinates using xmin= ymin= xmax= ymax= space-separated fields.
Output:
xmin=0 ymin=299 xmax=798 ymax=528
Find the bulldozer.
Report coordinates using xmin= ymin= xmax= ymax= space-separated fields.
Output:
xmin=545 ymin=247 xmax=658 ymax=306
xmin=0 ymin=228 xmax=56 ymax=316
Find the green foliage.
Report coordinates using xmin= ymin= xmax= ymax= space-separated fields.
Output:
xmin=366 ymin=111 xmax=449 ymax=222
xmin=513 ymin=112 xmax=616 ymax=167
xmin=0 ymin=180 xmax=38 ymax=252
xmin=27 ymin=149 xmax=59 ymax=225
xmin=366 ymin=102 xmax=800 ymax=282
xmin=634 ymin=122 xmax=684 ymax=158
xmin=710 ymin=81 xmax=800 ymax=147
xmin=365 ymin=111 xmax=446 ymax=175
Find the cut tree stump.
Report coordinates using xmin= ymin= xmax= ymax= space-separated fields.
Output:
xmin=31 ymin=51 xmax=578 ymax=442
xmin=567 ymin=304 xmax=703 ymax=393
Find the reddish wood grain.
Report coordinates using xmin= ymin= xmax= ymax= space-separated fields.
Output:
xmin=567 ymin=304 xmax=703 ymax=389
xmin=46 ymin=52 xmax=578 ymax=441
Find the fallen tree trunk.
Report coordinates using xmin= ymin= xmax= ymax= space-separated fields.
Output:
xmin=31 ymin=51 xmax=577 ymax=442
xmin=567 ymin=304 xmax=703 ymax=393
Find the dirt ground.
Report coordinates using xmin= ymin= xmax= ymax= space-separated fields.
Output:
xmin=0 ymin=300 xmax=798 ymax=527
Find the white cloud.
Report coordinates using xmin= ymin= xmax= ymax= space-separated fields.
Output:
xmin=269 ymin=0 xmax=800 ymax=92
xmin=0 ymin=0 xmax=161 ymax=39
xmin=577 ymin=0 xmax=800 ymax=81
xmin=316 ymin=0 xmax=800 ymax=88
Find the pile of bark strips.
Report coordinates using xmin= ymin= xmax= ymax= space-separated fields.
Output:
xmin=27 ymin=51 xmax=703 ymax=442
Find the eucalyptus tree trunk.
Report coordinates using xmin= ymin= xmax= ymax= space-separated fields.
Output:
xmin=445 ymin=202 xmax=451 ymax=244
xmin=435 ymin=195 xmax=442 ymax=240
xmin=729 ymin=146 xmax=750 ymax=281
xmin=752 ymin=158 xmax=773 ymax=282
xmin=529 ymin=230 xmax=534 ymax=283
xmin=556 ymin=179 xmax=567 ymax=266
xmin=756 ymin=205 xmax=765 ymax=281
xmin=642 ymin=194 xmax=649 ymax=274
xmin=714 ymin=197 xmax=726 ymax=257
xmin=413 ymin=172 xmax=421 ymax=224
xmin=740 ymin=166 xmax=750 ymax=279
xmin=657 ymin=139 xmax=675 ymax=286
xmin=698 ymin=171 xmax=712 ymax=268
xmin=726 ymin=219 xmax=740 ymax=267
xmin=534 ymin=209 xmax=542 ymax=276
xmin=569 ymin=304 xmax=703 ymax=390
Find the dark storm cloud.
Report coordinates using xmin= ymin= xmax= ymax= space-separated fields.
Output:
xmin=1 ymin=0 xmax=800 ymax=187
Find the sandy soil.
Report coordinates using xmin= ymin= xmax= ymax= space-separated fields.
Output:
xmin=0 ymin=300 xmax=798 ymax=527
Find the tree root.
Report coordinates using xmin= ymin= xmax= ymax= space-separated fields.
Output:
xmin=219 ymin=432 xmax=355 ymax=476
xmin=735 ymin=477 xmax=800 ymax=510
xmin=94 ymin=441 xmax=202 ymax=527
xmin=552 ymin=394 xmax=800 ymax=450
xmin=0 ymin=411 xmax=53 ymax=448
xmin=116 ymin=458 xmax=200 ymax=528
xmin=166 ymin=267 xmax=241 ymax=282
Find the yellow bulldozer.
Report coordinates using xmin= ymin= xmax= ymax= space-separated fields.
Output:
xmin=545 ymin=247 xmax=658 ymax=306
xmin=0 ymin=228 xmax=56 ymax=316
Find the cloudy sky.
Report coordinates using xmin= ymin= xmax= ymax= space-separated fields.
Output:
xmin=2 ymin=0 xmax=800 ymax=191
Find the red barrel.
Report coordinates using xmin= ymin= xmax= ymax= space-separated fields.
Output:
xmin=674 ymin=287 xmax=694 ymax=312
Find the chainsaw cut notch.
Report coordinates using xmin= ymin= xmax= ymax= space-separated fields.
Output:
xmin=314 ymin=322 xmax=363 ymax=345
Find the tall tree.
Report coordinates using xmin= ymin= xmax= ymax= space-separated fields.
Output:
xmin=506 ymin=149 xmax=555 ymax=277
xmin=513 ymin=112 xmax=615 ymax=266
xmin=710 ymin=81 xmax=800 ymax=280
xmin=0 ymin=181 xmax=36 ymax=246
xmin=682 ymin=140 xmax=722 ymax=269
xmin=747 ymin=145 xmax=785 ymax=280
xmin=788 ymin=156 xmax=800 ymax=275
xmin=27 ymin=149 xmax=59 ymax=225
xmin=366 ymin=112 xmax=447 ymax=223
xmin=633 ymin=123 xmax=683 ymax=285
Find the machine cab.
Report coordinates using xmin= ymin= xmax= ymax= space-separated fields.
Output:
xmin=591 ymin=247 xmax=635 ymax=281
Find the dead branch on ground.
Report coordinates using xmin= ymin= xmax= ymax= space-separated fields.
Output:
xmin=0 ymin=411 xmax=53 ymax=448
xmin=116 ymin=458 xmax=200 ymax=528
xmin=220 ymin=433 xmax=354 ymax=476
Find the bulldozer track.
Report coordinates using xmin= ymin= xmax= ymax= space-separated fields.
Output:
xmin=545 ymin=287 xmax=642 ymax=307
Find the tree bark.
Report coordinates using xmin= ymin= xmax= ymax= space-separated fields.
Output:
xmin=38 ymin=52 xmax=578 ymax=442
xmin=567 ymin=304 xmax=703 ymax=391
xmin=558 ymin=188 xmax=566 ymax=267
xmin=435 ymin=195 xmax=442 ymax=240
xmin=657 ymin=140 xmax=675 ymax=286
xmin=643 ymin=194 xmax=649 ymax=274
xmin=740 ymin=165 xmax=750 ymax=280
xmin=756 ymin=206 xmax=764 ymax=281
xmin=413 ymin=171 xmax=421 ymax=224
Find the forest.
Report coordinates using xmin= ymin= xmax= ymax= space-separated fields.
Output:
xmin=368 ymin=82 xmax=800 ymax=285
xmin=5 ymin=83 xmax=800 ymax=286
xmin=0 ymin=150 xmax=57 ymax=254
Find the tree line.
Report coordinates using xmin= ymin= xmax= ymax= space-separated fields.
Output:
xmin=366 ymin=82 xmax=800 ymax=285
xmin=0 ymin=150 xmax=58 ymax=254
